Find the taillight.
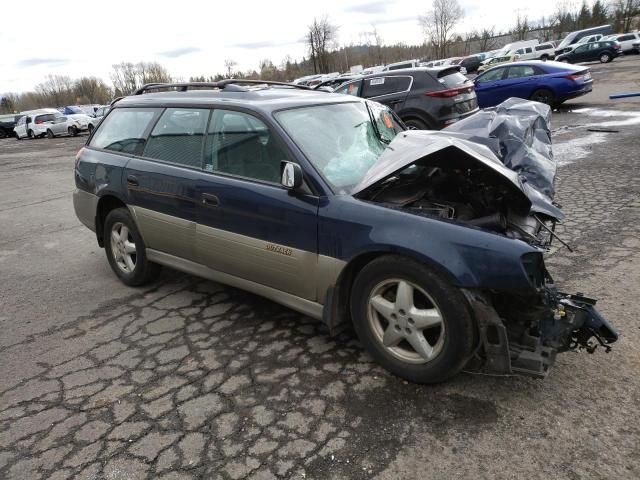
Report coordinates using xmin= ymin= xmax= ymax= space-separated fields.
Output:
xmin=426 ymin=83 xmax=474 ymax=98
xmin=613 ymin=43 xmax=620 ymax=49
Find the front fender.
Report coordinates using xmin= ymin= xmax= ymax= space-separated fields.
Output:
xmin=320 ymin=196 xmax=538 ymax=294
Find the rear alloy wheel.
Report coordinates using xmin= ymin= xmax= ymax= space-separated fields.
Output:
xmin=530 ymin=88 xmax=555 ymax=106
xmin=351 ymin=255 xmax=475 ymax=384
xmin=46 ymin=129 xmax=54 ymax=139
xmin=600 ymin=53 xmax=611 ymax=63
xmin=104 ymin=208 xmax=161 ymax=286
xmin=403 ymin=118 xmax=430 ymax=130
xmin=68 ymin=126 xmax=78 ymax=137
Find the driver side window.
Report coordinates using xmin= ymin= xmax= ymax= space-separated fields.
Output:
xmin=204 ymin=110 xmax=289 ymax=184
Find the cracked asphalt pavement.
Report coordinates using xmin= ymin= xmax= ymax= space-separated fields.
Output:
xmin=1 ymin=57 xmax=639 ymax=479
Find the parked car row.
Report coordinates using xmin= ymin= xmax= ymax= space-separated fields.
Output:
xmin=5 ymin=104 xmax=110 ymax=140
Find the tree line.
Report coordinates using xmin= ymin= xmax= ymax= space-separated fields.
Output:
xmin=1 ymin=0 xmax=638 ymax=114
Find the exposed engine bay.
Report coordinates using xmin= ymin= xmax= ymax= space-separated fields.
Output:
xmin=364 ymin=163 xmax=557 ymax=249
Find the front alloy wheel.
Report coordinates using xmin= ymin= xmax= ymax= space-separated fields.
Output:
xmin=600 ymin=53 xmax=611 ymax=63
xmin=351 ymin=255 xmax=475 ymax=384
xmin=368 ymin=279 xmax=445 ymax=364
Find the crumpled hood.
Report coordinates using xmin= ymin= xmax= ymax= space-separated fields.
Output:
xmin=352 ymin=129 xmax=563 ymax=219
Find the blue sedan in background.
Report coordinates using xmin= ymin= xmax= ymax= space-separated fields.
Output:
xmin=473 ymin=61 xmax=593 ymax=108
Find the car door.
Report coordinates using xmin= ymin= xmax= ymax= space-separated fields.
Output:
xmin=572 ymin=44 xmax=589 ymax=62
xmin=360 ymin=75 xmax=412 ymax=114
xmin=499 ymin=65 xmax=539 ymax=100
xmin=15 ymin=116 xmax=27 ymax=137
xmin=102 ymin=107 xmax=206 ymax=262
xmin=473 ymin=67 xmax=508 ymax=107
xmin=196 ymin=108 xmax=319 ymax=301
xmin=51 ymin=116 xmax=68 ymax=135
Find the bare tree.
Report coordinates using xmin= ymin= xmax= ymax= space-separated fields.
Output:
xmin=35 ymin=75 xmax=75 ymax=106
xmin=419 ymin=0 xmax=465 ymax=59
xmin=111 ymin=62 xmax=172 ymax=96
xmin=512 ymin=13 xmax=530 ymax=41
xmin=74 ymin=77 xmax=113 ymax=104
xmin=306 ymin=16 xmax=339 ymax=73
xmin=224 ymin=59 xmax=237 ymax=78
xmin=478 ymin=26 xmax=497 ymax=51
xmin=611 ymin=0 xmax=640 ymax=32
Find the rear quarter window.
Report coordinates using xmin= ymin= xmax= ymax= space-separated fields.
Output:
xmin=362 ymin=76 xmax=412 ymax=97
xmin=90 ymin=108 xmax=159 ymax=154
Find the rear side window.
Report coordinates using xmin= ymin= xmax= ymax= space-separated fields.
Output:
xmin=535 ymin=44 xmax=552 ymax=51
xmin=142 ymin=108 xmax=209 ymax=168
xmin=618 ymin=35 xmax=634 ymax=41
xmin=35 ymin=114 xmax=56 ymax=123
xmin=506 ymin=66 xmax=536 ymax=78
xmin=477 ymin=68 xmax=506 ymax=83
xmin=363 ymin=76 xmax=411 ymax=97
xmin=90 ymin=108 xmax=159 ymax=154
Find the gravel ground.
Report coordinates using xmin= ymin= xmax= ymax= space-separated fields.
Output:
xmin=0 ymin=56 xmax=639 ymax=480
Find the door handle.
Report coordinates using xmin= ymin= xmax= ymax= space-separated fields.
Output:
xmin=201 ymin=193 xmax=219 ymax=207
xmin=387 ymin=99 xmax=402 ymax=105
xmin=126 ymin=175 xmax=139 ymax=187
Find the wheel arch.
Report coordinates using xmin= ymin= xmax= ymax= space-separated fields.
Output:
xmin=323 ymin=248 xmax=461 ymax=333
xmin=398 ymin=108 xmax=437 ymax=130
xmin=95 ymin=194 xmax=128 ymax=247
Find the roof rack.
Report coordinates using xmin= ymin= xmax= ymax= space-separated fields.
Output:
xmin=132 ymin=79 xmax=313 ymax=96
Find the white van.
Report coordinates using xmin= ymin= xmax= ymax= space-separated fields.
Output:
xmin=495 ymin=39 xmax=540 ymax=57
xmin=555 ymin=25 xmax=613 ymax=54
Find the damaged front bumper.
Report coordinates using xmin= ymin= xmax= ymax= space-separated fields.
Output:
xmin=463 ymin=289 xmax=618 ymax=378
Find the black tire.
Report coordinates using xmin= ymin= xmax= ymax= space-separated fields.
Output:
xmin=599 ymin=52 xmax=611 ymax=63
xmin=403 ymin=118 xmax=430 ymax=130
xmin=350 ymin=255 xmax=475 ymax=384
xmin=68 ymin=126 xmax=78 ymax=137
xmin=0 ymin=128 xmax=7 ymax=139
xmin=540 ymin=54 xmax=549 ymax=61
xmin=530 ymin=88 xmax=556 ymax=106
xmin=104 ymin=208 xmax=161 ymax=286
xmin=28 ymin=129 xmax=35 ymax=139
xmin=46 ymin=129 xmax=54 ymax=139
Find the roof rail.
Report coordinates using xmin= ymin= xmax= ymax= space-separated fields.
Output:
xmin=132 ymin=79 xmax=313 ymax=96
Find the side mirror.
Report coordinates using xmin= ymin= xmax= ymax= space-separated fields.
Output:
xmin=281 ymin=161 xmax=303 ymax=190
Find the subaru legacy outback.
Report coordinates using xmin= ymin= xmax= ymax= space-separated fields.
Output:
xmin=73 ymin=81 xmax=617 ymax=384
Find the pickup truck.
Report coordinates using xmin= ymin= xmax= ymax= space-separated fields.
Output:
xmin=0 ymin=114 xmax=20 ymax=138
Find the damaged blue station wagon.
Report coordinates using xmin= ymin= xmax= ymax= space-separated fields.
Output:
xmin=73 ymin=80 xmax=617 ymax=384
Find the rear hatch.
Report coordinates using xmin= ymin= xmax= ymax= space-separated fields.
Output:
xmin=427 ymin=68 xmax=478 ymax=123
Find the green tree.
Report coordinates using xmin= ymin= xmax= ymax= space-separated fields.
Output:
xmin=591 ymin=0 xmax=608 ymax=25
xmin=576 ymin=1 xmax=592 ymax=28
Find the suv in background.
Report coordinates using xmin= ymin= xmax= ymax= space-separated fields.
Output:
xmin=382 ymin=59 xmax=422 ymax=71
xmin=334 ymin=67 xmax=478 ymax=129
xmin=556 ymin=40 xmax=621 ymax=63
xmin=611 ymin=32 xmax=640 ymax=53
xmin=533 ymin=43 xmax=556 ymax=60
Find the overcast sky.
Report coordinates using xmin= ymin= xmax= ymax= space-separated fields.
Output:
xmin=2 ymin=0 xmax=562 ymax=93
